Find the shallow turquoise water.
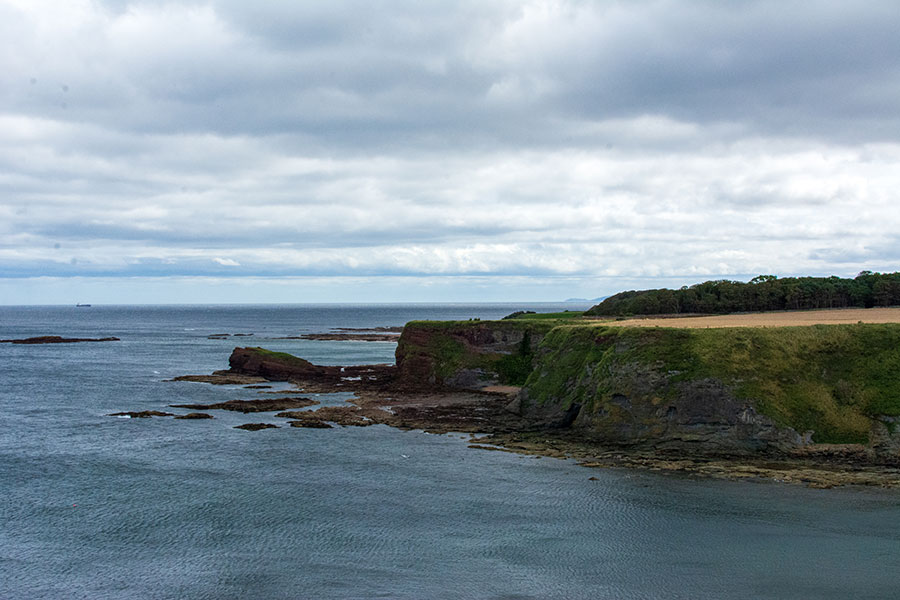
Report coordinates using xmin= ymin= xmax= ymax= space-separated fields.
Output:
xmin=1 ymin=305 xmax=898 ymax=599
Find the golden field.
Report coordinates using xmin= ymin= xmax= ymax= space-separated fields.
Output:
xmin=598 ymin=307 xmax=900 ymax=328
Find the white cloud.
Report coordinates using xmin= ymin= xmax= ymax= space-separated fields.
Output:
xmin=213 ymin=257 xmax=240 ymax=267
xmin=1 ymin=0 xmax=900 ymax=302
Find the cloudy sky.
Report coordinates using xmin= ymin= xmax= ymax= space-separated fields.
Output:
xmin=2 ymin=0 xmax=899 ymax=303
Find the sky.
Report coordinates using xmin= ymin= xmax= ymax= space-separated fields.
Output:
xmin=2 ymin=0 xmax=899 ymax=304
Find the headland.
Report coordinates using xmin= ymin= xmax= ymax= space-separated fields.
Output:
xmin=155 ymin=303 xmax=900 ymax=488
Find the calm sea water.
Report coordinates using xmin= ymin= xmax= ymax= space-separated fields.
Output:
xmin=1 ymin=304 xmax=899 ymax=600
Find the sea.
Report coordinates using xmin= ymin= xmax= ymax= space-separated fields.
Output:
xmin=1 ymin=304 xmax=899 ymax=600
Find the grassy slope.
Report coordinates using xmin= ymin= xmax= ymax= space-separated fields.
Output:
xmin=243 ymin=347 xmax=315 ymax=367
xmin=524 ymin=323 xmax=900 ymax=444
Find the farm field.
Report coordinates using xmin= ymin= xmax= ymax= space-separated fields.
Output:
xmin=599 ymin=307 xmax=900 ymax=328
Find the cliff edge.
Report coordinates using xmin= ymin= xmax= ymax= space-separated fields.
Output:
xmin=396 ymin=319 xmax=900 ymax=460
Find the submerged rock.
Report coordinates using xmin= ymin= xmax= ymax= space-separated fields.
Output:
xmin=2 ymin=336 xmax=120 ymax=344
xmin=108 ymin=410 xmax=173 ymax=418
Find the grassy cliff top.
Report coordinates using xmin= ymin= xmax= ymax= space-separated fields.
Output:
xmin=401 ymin=316 xmax=900 ymax=443
xmin=523 ymin=322 xmax=900 ymax=444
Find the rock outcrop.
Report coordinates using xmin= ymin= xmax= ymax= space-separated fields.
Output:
xmin=395 ymin=320 xmax=551 ymax=389
xmin=226 ymin=347 xmax=394 ymax=389
xmin=228 ymin=347 xmax=335 ymax=380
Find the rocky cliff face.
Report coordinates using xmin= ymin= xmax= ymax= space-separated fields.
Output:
xmin=517 ymin=340 xmax=804 ymax=454
xmin=399 ymin=320 xmax=900 ymax=458
xmin=395 ymin=321 xmax=550 ymax=388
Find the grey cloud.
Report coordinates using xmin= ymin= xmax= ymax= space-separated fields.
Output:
xmin=5 ymin=1 xmax=899 ymax=151
xmin=2 ymin=1 xmax=900 ymax=300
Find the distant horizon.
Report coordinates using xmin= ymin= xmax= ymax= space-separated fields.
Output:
xmin=0 ymin=300 xmax=595 ymax=307
xmin=0 ymin=269 xmax=883 ymax=306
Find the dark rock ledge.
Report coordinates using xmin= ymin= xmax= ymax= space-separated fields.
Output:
xmin=169 ymin=397 xmax=318 ymax=413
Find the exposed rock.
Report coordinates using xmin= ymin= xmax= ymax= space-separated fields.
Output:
xmin=174 ymin=412 xmax=213 ymax=420
xmin=169 ymin=371 xmax=268 ymax=385
xmin=275 ymin=410 xmax=315 ymax=419
xmin=349 ymin=388 xmax=528 ymax=434
xmin=108 ymin=410 xmax=173 ymax=418
xmin=169 ymin=397 xmax=318 ymax=413
xmin=395 ymin=321 xmax=549 ymax=389
xmin=224 ymin=347 xmax=396 ymax=389
xmin=277 ymin=405 xmax=374 ymax=427
xmin=229 ymin=347 xmax=336 ymax=380
xmin=869 ymin=416 xmax=900 ymax=460
xmin=2 ymin=336 xmax=120 ymax=344
xmin=234 ymin=423 xmax=278 ymax=431
xmin=545 ymin=376 xmax=805 ymax=454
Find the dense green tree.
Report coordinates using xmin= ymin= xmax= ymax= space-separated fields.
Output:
xmin=585 ymin=272 xmax=900 ymax=316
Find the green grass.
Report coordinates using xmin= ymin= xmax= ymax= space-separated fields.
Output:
xmin=524 ymin=323 xmax=900 ymax=444
xmin=245 ymin=347 xmax=314 ymax=367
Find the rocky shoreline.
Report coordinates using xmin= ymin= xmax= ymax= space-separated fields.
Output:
xmin=144 ymin=346 xmax=900 ymax=489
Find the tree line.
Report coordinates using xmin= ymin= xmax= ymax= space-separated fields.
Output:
xmin=585 ymin=272 xmax=900 ymax=316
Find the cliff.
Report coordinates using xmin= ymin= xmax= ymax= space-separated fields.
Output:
xmin=397 ymin=320 xmax=900 ymax=459
xmin=395 ymin=320 xmax=556 ymax=388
